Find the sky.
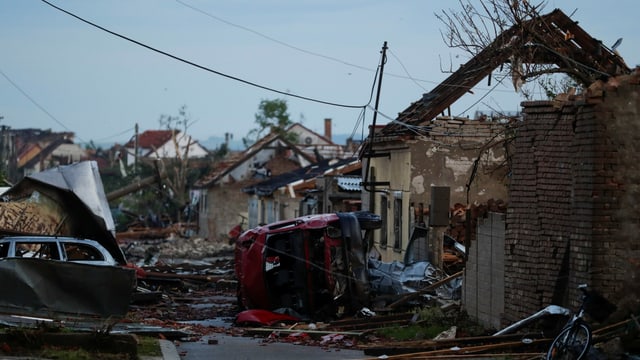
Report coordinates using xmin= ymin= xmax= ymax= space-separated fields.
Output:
xmin=1 ymin=0 xmax=638 ymax=149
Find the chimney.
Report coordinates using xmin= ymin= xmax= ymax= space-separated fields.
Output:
xmin=324 ymin=118 xmax=332 ymax=142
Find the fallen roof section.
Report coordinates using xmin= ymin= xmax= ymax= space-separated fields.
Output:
xmin=0 ymin=161 xmax=126 ymax=264
xmin=383 ymin=9 xmax=630 ymax=135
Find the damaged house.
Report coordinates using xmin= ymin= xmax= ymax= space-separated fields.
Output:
xmin=242 ymin=157 xmax=362 ymax=227
xmin=193 ymin=121 xmax=347 ymax=242
xmin=365 ymin=8 xmax=635 ymax=330
xmin=0 ymin=128 xmax=86 ymax=183
xmin=123 ymin=129 xmax=209 ymax=164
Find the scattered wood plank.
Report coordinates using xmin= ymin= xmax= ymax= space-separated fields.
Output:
xmin=372 ymin=338 xmax=549 ymax=359
xmin=361 ymin=333 xmax=545 ymax=357
xmin=327 ymin=312 xmax=416 ymax=331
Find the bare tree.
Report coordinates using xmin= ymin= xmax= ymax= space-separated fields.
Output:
xmin=435 ymin=0 xmax=584 ymax=98
xmin=158 ymin=105 xmax=194 ymax=211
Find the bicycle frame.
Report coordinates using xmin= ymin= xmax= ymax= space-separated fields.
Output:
xmin=546 ymin=284 xmax=592 ymax=360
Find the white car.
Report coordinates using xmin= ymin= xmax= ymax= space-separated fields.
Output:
xmin=0 ymin=236 xmax=118 ymax=266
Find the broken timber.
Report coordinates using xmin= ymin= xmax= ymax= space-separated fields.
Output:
xmin=361 ymin=333 xmax=549 ymax=357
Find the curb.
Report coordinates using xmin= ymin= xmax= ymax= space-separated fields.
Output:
xmin=139 ymin=339 xmax=181 ymax=360
xmin=159 ymin=339 xmax=181 ymax=360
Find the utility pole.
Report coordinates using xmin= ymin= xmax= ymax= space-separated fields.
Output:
xmin=362 ymin=41 xmax=389 ymax=211
xmin=134 ymin=123 xmax=139 ymax=174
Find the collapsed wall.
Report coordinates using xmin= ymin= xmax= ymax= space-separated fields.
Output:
xmin=504 ymin=69 xmax=640 ymax=325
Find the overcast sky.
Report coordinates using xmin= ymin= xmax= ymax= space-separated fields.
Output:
xmin=1 ymin=0 xmax=638 ymax=148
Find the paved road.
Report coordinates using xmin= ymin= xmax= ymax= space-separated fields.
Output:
xmin=177 ymin=334 xmax=368 ymax=360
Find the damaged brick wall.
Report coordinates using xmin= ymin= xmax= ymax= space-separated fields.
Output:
xmin=504 ymin=70 xmax=640 ymax=325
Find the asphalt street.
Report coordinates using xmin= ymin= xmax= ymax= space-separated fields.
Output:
xmin=177 ymin=334 xmax=367 ymax=360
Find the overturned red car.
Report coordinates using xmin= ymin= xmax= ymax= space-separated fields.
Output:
xmin=235 ymin=211 xmax=381 ymax=320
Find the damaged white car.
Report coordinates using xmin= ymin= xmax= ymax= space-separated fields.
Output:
xmin=0 ymin=161 xmax=135 ymax=321
xmin=0 ymin=236 xmax=118 ymax=266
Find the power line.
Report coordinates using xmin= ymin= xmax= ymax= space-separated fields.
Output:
xmin=92 ymin=126 xmax=135 ymax=143
xmin=0 ymin=67 xmax=86 ymax=144
xmin=174 ymin=0 xmax=373 ymax=73
xmin=174 ymin=0 xmax=519 ymax=94
xmin=388 ymin=49 xmax=429 ymax=93
xmin=40 ymin=0 xmax=368 ymax=110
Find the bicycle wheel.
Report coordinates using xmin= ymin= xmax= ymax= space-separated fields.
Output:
xmin=546 ymin=322 xmax=592 ymax=360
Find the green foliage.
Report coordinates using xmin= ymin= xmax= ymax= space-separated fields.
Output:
xmin=0 ymin=328 xmax=160 ymax=359
xmin=376 ymin=307 xmax=488 ymax=341
xmin=243 ymin=98 xmax=299 ymax=147
xmin=137 ymin=337 xmax=162 ymax=357
xmin=212 ymin=142 xmax=229 ymax=160
xmin=38 ymin=348 xmax=125 ymax=360
xmin=377 ymin=323 xmax=448 ymax=341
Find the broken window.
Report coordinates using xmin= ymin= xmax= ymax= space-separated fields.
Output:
xmin=380 ymin=194 xmax=388 ymax=248
xmin=15 ymin=242 xmax=60 ymax=260
xmin=0 ymin=242 xmax=8 ymax=257
xmin=393 ymin=192 xmax=403 ymax=251
xmin=63 ymin=243 xmax=105 ymax=262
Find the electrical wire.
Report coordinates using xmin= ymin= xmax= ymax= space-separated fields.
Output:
xmin=530 ymin=42 xmax=613 ymax=78
xmin=40 ymin=0 xmax=369 ymax=110
xmin=346 ymin=56 xmax=382 ymax=142
xmin=0 ymin=67 xmax=86 ymax=144
xmin=175 ymin=0 xmax=374 ymax=74
xmin=92 ymin=126 xmax=136 ymax=142
xmin=388 ymin=49 xmax=429 ymax=93
xmin=174 ymin=0 xmax=522 ymax=95
xmin=455 ymin=72 xmax=510 ymax=117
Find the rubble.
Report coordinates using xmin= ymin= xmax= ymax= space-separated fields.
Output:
xmin=0 ymin=163 xmax=635 ymax=359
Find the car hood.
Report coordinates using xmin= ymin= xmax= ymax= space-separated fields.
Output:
xmin=0 ymin=161 xmax=126 ymax=264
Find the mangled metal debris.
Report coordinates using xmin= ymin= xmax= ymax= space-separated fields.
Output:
xmin=0 ymin=258 xmax=135 ymax=319
xmin=235 ymin=211 xmax=381 ymax=320
xmin=493 ymin=305 xmax=570 ymax=336
xmin=0 ymin=161 xmax=135 ymax=320
xmin=368 ymin=258 xmax=459 ymax=300
xmin=235 ymin=211 xmax=463 ymax=320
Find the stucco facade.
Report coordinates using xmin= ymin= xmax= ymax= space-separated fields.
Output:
xmin=367 ymin=118 xmax=510 ymax=262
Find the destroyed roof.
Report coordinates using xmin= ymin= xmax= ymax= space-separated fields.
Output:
xmin=383 ymin=9 xmax=630 ymax=135
xmin=242 ymin=157 xmax=360 ymax=196
xmin=9 ymin=129 xmax=76 ymax=169
xmin=193 ymin=132 xmax=315 ymax=188
xmin=286 ymin=123 xmax=335 ymax=146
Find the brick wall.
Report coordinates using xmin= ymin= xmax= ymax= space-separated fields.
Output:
xmin=504 ymin=71 xmax=640 ymax=324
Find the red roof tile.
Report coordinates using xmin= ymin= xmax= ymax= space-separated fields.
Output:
xmin=125 ymin=130 xmax=178 ymax=149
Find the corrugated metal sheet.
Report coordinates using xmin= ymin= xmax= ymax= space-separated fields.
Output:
xmin=336 ymin=176 xmax=361 ymax=191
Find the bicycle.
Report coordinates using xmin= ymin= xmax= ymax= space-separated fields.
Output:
xmin=546 ymin=284 xmax=593 ymax=360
